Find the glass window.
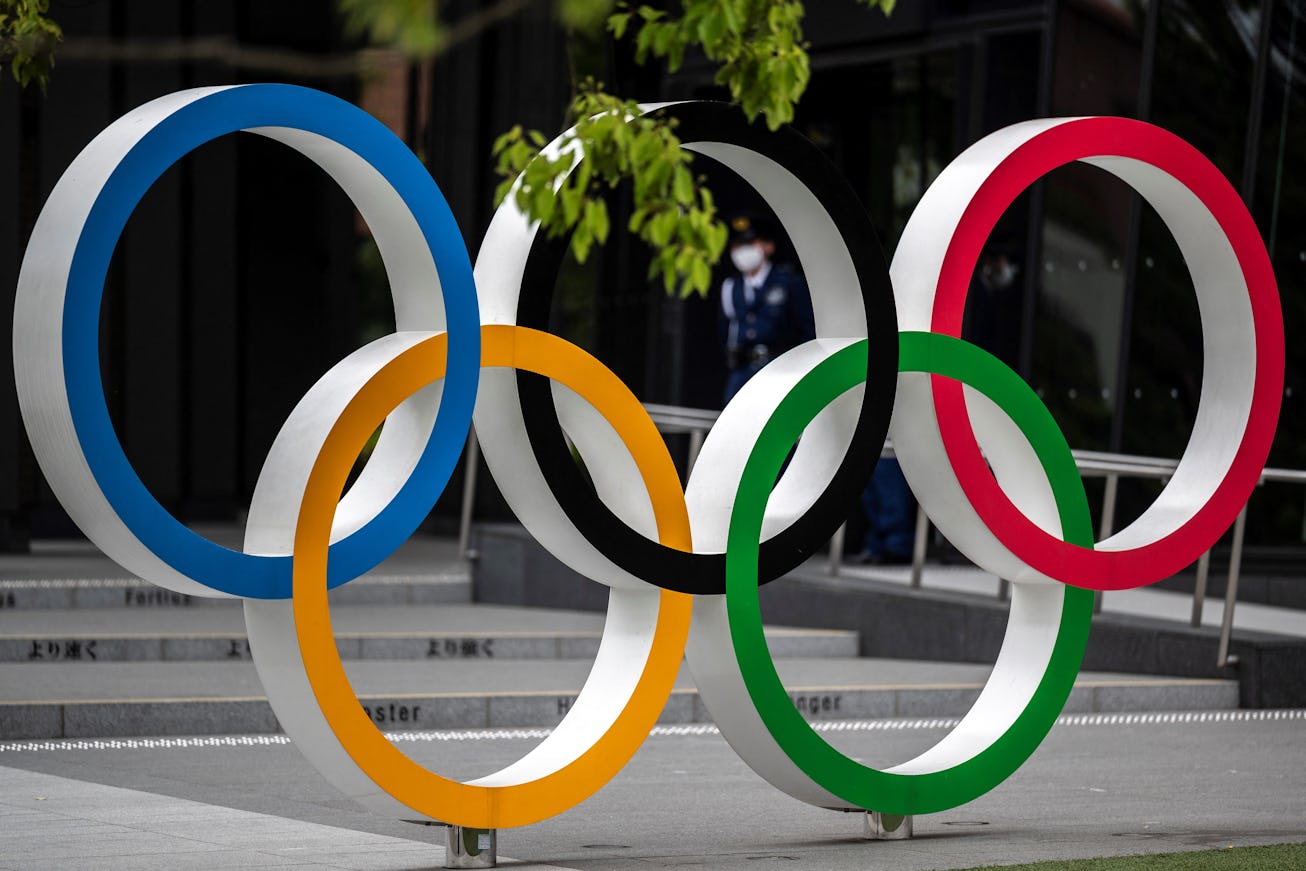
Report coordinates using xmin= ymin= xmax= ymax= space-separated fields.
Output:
xmin=1029 ymin=0 xmax=1149 ymax=452
xmin=1123 ymin=0 xmax=1262 ymax=459
xmin=798 ymin=50 xmax=961 ymax=251
xmin=1117 ymin=0 xmax=1273 ymax=537
xmin=1250 ymin=0 xmax=1306 ymax=543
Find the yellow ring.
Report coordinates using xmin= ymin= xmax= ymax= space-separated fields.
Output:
xmin=292 ymin=325 xmax=692 ymax=828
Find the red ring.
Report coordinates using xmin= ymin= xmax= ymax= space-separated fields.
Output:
xmin=930 ymin=118 xmax=1282 ymax=590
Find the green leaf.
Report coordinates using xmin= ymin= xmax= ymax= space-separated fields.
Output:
xmin=697 ymin=10 xmax=724 ymax=46
xmin=572 ymin=218 xmax=594 ymax=262
xmin=559 ymin=182 xmax=583 ymax=226
xmin=493 ymin=178 xmax=516 ymax=208
xmin=672 ymin=166 xmax=693 ymax=204
xmin=2 ymin=0 xmax=62 ymax=91
xmin=608 ymin=11 xmax=631 ymax=38
xmin=474 ymin=0 xmax=897 ymax=298
xmin=585 ymin=198 xmax=610 ymax=243
xmin=491 ymin=125 xmax=523 ymax=155
xmin=338 ymin=0 xmax=443 ymax=59
xmin=557 ymin=0 xmax=614 ymax=33
xmin=648 ymin=209 xmax=676 ymax=246
xmin=689 ymin=257 xmax=711 ymax=296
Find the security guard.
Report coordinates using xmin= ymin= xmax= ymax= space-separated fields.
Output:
xmin=720 ymin=215 xmax=815 ymax=403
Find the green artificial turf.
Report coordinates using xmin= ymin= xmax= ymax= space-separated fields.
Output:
xmin=965 ymin=843 xmax=1306 ymax=870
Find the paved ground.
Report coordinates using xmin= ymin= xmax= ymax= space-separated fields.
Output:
xmin=2 ymin=710 xmax=1303 ymax=870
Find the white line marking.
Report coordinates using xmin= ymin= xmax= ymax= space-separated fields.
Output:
xmin=1 ymin=709 xmax=1301 ymax=753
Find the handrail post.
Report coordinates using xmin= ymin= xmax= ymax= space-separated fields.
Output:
xmin=630 ymin=406 xmax=1306 ymax=658
xmin=458 ymin=426 xmax=480 ymax=560
xmin=1216 ymin=503 xmax=1249 ymax=668
xmin=687 ymin=426 xmax=705 ymax=476
xmin=1191 ymin=550 xmax=1210 ymax=627
xmin=828 ymin=523 xmax=845 ymax=576
xmin=1094 ymin=473 xmax=1119 ymax=615
xmin=910 ymin=508 xmax=929 ymax=589
xmin=1098 ymin=473 xmax=1119 ymax=541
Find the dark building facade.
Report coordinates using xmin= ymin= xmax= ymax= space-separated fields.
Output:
xmin=662 ymin=0 xmax=1306 ymax=554
xmin=0 ymin=0 xmax=573 ymax=546
xmin=3 ymin=0 xmax=1305 ymax=557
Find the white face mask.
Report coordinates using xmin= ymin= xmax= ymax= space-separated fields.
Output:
xmin=730 ymin=243 xmax=766 ymax=274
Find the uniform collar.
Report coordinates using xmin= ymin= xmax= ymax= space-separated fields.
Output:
xmin=742 ymin=261 xmax=772 ymax=294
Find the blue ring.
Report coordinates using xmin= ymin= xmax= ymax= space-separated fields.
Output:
xmin=63 ymin=84 xmax=479 ymax=599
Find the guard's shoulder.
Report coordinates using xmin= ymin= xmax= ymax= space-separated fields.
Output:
xmin=769 ymin=265 xmax=807 ymax=288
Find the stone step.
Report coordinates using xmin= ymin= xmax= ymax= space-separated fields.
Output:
xmin=0 ymin=657 xmax=1240 ymax=740
xmin=0 ymin=572 xmax=472 ymax=610
xmin=0 ymin=604 xmax=858 ymax=663
xmin=0 ymin=531 xmax=473 ymax=610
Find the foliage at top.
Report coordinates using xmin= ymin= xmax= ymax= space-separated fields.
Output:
xmin=0 ymin=0 xmax=60 ymax=90
xmin=7 ymin=0 xmax=897 ymax=296
xmin=494 ymin=82 xmax=728 ymax=295
xmin=613 ymin=1 xmax=811 ymax=130
xmin=339 ymin=0 xmax=445 ymax=58
xmin=518 ymin=1 xmax=894 ymax=296
xmin=341 ymin=0 xmax=894 ymax=296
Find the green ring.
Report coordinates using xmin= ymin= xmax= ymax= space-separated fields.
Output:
xmin=725 ymin=331 xmax=1095 ymax=815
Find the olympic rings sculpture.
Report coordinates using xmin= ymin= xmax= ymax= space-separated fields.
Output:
xmin=14 ymin=85 xmax=1282 ymax=829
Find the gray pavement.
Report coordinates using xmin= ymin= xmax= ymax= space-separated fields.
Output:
xmin=0 ymin=765 xmax=492 ymax=870
xmin=1 ymin=710 xmax=1303 ymax=869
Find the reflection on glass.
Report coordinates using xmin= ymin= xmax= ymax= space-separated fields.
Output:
xmin=1152 ymin=0 xmax=1262 ymax=182
xmin=1114 ymin=0 xmax=1262 ymax=535
xmin=786 ymin=0 xmax=1305 ymax=548
xmin=1030 ymin=2 xmax=1148 ymax=452
xmin=1251 ymin=0 xmax=1306 ymax=542
xmin=1123 ymin=0 xmax=1260 ymax=460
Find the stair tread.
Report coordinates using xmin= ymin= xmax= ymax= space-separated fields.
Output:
xmin=0 ymin=657 xmax=1235 ymax=703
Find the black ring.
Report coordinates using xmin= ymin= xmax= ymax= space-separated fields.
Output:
xmin=515 ymin=102 xmax=897 ymax=594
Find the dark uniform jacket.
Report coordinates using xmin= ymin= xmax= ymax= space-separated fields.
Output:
xmin=720 ymin=264 xmax=815 ymax=367
xmin=719 ymin=264 xmax=815 ymax=402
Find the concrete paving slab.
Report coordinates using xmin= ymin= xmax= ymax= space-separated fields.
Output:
xmin=0 ymin=765 xmax=578 ymax=870
xmin=0 ymin=710 xmax=1302 ymax=870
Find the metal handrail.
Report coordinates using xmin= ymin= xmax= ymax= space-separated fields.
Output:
xmin=457 ymin=401 xmax=1300 ymax=668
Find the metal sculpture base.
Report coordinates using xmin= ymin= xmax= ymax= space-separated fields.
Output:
xmin=444 ymin=825 xmax=497 ymax=868
xmin=864 ymin=812 xmax=913 ymax=840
